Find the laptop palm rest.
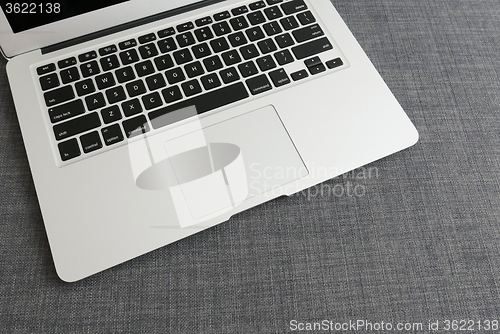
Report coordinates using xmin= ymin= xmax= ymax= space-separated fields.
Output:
xmin=130 ymin=105 xmax=308 ymax=227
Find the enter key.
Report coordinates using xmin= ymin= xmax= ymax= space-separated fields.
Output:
xmin=292 ymin=24 xmax=324 ymax=43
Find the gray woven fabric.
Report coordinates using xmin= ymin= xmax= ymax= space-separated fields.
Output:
xmin=1 ymin=0 xmax=499 ymax=332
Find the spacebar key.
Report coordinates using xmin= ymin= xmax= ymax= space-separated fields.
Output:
xmin=149 ymin=82 xmax=249 ymax=129
xmin=291 ymin=37 xmax=333 ymax=60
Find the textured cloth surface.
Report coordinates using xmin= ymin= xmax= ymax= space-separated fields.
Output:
xmin=1 ymin=0 xmax=500 ymax=332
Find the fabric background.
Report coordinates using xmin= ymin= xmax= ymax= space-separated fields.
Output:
xmin=1 ymin=0 xmax=499 ymax=332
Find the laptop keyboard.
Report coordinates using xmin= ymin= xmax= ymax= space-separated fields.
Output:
xmin=35 ymin=0 xmax=345 ymax=162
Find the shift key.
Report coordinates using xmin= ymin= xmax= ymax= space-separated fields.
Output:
xmin=53 ymin=112 xmax=101 ymax=141
xmin=291 ymin=37 xmax=333 ymax=59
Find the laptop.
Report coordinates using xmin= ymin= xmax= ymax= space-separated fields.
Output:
xmin=0 ymin=0 xmax=418 ymax=281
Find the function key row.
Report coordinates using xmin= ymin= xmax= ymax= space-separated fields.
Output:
xmin=37 ymin=0 xmax=309 ymax=75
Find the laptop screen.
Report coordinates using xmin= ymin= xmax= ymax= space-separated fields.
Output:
xmin=0 ymin=0 xmax=129 ymax=33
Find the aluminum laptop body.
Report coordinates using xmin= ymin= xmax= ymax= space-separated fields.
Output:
xmin=0 ymin=0 xmax=418 ymax=281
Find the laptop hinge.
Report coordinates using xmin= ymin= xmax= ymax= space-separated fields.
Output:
xmin=41 ymin=0 xmax=224 ymax=55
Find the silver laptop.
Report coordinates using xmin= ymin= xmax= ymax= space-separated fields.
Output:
xmin=1 ymin=0 xmax=418 ymax=281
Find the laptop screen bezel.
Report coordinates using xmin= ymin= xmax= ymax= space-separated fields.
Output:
xmin=0 ymin=0 xmax=204 ymax=58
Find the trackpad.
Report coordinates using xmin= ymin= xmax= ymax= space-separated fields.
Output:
xmin=131 ymin=105 xmax=308 ymax=227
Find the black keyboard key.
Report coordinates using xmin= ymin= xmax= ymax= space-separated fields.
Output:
xmin=44 ymin=86 xmax=75 ymax=107
xmin=264 ymin=6 xmax=283 ymax=20
xmin=150 ymin=83 xmax=249 ymax=129
xmin=184 ymin=61 xmax=205 ymax=78
xmin=291 ymin=37 xmax=332 ymax=59
xmin=238 ymin=61 xmax=259 ymax=77
xmin=232 ymin=6 xmax=248 ymax=16
xmin=247 ymin=11 xmax=266 ymax=25
xmin=308 ymin=63 xmax=326 ymax=75
xmin=139 ymin=43 xmax=159 ymax=59
xmin=304 ymin=56 xmax=321 ymax=68
xmin=123 ymin=115 xmax=150 ymax=138
xmin=214 ymin=11 xmax=230 ymax=21
xmin=230 ymin=16 xmax=249 ymax=31
xmin=200 ymin=73 xmax=222 ymax=90
xmin=78 ymin=51 xmax=97 ymax=63
xmin=274 ymin=49 xmax=294 ymax=65
xmin=212 ymin=22 xmax=232 ymax=37
xmin=203 ymin=55 xmax=224 ymax=72
xmin=292 ymin=24 xmax=324 ymax=43
xmin=158 ymin=27 xmax=175 ymax=38
xmin=275 ymin=33 xmax=294 ymax=48
xmin=158 ymin=37 xmax=177 ymax=53
xmin=101 ymin=105 xmax=122 ymax=124
xmin=39 ymin=73 xmax=59 ymax=91
xmin=192 ymin=43 xmax=212 ymax=58
xmin=121 ymin=99 xmax=142 ymax=117
xmin=177 ymin=22 xmax=194 ymax=32
xmin=210 ymin=37 xmax=230 ymax=52
xmin=220 ymin=67 xmax=240 ymax=84
xmin=138 ymin=33 xmax=157 ymax=44
xmin=105 ymin=86 xmax=127 ymax=104
xmin=181 ymin=79 xmax=202 ymax=97
xmin=58 ymin=138 xmax=80 ymax=161
xmin=291 ymin=69 xmax=308 ymax=81
xmin=176 ymin=32 xmax=196 ymax=47
xmin=269 ymin=68 xmax=290 ymax=86
xmin=257 ymin=38 xmax=277 ymax=54
xmin=142 ymin=92 xmax=163 ymax=110
xmin=48 ymin=99 xmax=85 ymax=123
xmin=37 ymin=63 xmax=56 ymax=75
xmin=297 ymin=11 xmax=316 ymax=25
xmin=99 ymin=45 xmax=117 ymax=56
xmin=53 ymin=112 xmax=101 ymax=141
xmin=256 ymin=55 xmax=276 ymax=71
xmin=326 ymin=57 xmax=343 ymax=69
xmin=120 ymin=49 xmax=140 ymax=65
xmin=58 ymin=57 xmax=77 ymax=69
xmin=135 ymin=60 xmax=155 ymax=77
xmin=228 ymin=32 xmax=248 ymax=47
xmin=281 ymin=0 xmax=307 ymax=15
xmin=126 ymin=80 xmax=147 ymax=97
xmin=173 ymin=49 xmax=193 ymax=65
xmin=101 ymin=124 xmax=124 ymax=146
xmin=165 ymin=67 xmax=186 ymax=84
xmin=119 ymin=39 xmax=137 ymax=50
xmin=75 ymin=79 xmax=96 ymax=96
xmin=115 ymin=66 xmax=136 ymax=83
xmin=60 ymin=67 xmax=80 ymax=84
xmin=195 ymin=16 xmax=213 ymax=27
xmin=80 ymin=131 xmax=102 ymax=154
xmin=246 ymin=26 xmax=266 ymax=41
xmin=222 ymin=50 xmax=242 ymax=66
xmin=80 ymin=61 xmax=100 ymax=78
xmin=194 ymin=27 xmax=214 ymax=42
xmin=280 ymin=16 xmax=299 ymax=30
xmin=240 ymin=44 xmax=260 ymax=60
xmin=263 ymin=21 xmax=282 ymax=36
xmin=246 ymin=74 xmax=272 ymax=95
xmin=250 ymin=1 xmax=266 ymax=10
xmin=100 ymin=55 xmax=120 ymax=71
xmin=146 ymin=73 xmax=167 ymax=91
xmin=154 ymin=54 xmax=175 ymax=71
xmin=85 ymin=93 xmax=106 ymax=111
xmin=161 ymin=86 xmax=183 ymax=103
xmin=95 ymin=72 xmax=116 ymax=90
xmin=266 ymin=0 xmax=282 ymax=4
